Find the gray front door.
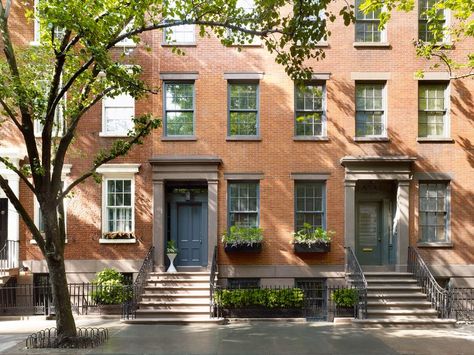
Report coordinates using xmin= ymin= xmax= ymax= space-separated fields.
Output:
xmin=0 ymin=199 xmax=7 ymax=248
xmin=356 ymin=201 xmax=382 ymax=265
xmin=177 ymin=203 xmax=204 ymax=267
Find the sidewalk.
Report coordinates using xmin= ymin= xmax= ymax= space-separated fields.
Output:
xmin=1 ymin=317 xmax=473 ymax=354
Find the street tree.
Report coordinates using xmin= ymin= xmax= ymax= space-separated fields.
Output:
xmin=0 ymin=0 xmax=352 ymax=342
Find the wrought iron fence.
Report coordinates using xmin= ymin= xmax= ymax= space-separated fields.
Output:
xmin=449 ymin=286 xmax=474 ymax=321
xmin=408 ymin=247 xmax=451 ymax=318
xmin=344 ymin=247 xmax=368 ymax=319
xmin=210 ymin=245 xmax=219 ymax=318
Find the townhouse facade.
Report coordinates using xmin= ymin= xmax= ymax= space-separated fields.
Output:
xmin=0 ymin=0 xmax=473 ymax=294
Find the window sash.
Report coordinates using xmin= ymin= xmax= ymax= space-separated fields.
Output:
xmin=228 ymin=83 xmax=258 ymax=136
xmin=295 ymin=182 xmax=325 ymax=231
xmin=164 ymin=24 xmax=196 ymax=44
xmin=228 ymin=182 xmax=259 ymax=228
xmin=106 ymin=179 xmax=133 ymax=233
xmin=103 ymin=94 xmax=135 ymax=134
xmin=419 ymin=182 xmax=449 ymax=242
xmin=418 ymin=84 xmax=447 ymax=137
xmin=164 ymin=82 xmax=195 ymax=136
xmin=355 ymin=84 xmax=385 ymax=137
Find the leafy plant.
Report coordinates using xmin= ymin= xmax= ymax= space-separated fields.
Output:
xmin=293 ymin=223 xmax=334 ymax=246
xmin=331 ymin=288 xmax=358 ymax=307
xmin=166 ymin=240 xmax=178 ymax=254
xmin=91 ymin=268 xmax=131 ymax=305
xmin=215 ymin=288 xmax=304 ymax=309
xmin=222 ymin=226 xmax=263 ymax=247
xmin=102 ymin=232 xmax=135 ymax=240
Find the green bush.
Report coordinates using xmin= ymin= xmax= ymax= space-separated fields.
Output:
xmin=166 ymin=240 xmax=178 ymax=254
xmin=331 ymin=288 xmax=358 ymax=307
xmin=91 ymin=268 xmax=131 ymax=305
xmin=221 ymin=226 xmax=263 ymax=246
xmin=215 ymin=288 xmax=304 ymax=309
xmin=293 ymin=223 xmax=334 ymax=246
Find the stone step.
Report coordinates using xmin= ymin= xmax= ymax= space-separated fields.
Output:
xmin=122 ymin=318 xmax=225 ymax=325
xmin=141 ymin=293 xmax=209 ymax=301
xmin=364 ymin=272 xmax=414 ymax=277
xmin=139 ymin=300 xmax=209 ymax=307
xmin=367 ymin=285 xmax=422 ymax=292
xmin=149 ymin=272 xmax=211 ymax=277
xmin=367 ymin=301 xmax=432 ymax=309
xmin=366 ymin=279 xmax=418 ymax=284
xmin=367 ymin=309 xmax=438 ymax=317
xmin=144 ymin=285 xmax=210 ymax=291
xmin=147 ymin=278 xmax=210 ymax=284
xmin=138 ymin=304 xmax=209 ymax=312
xmin=352 ymin=318 xmax=456 ymax=328
xmin=135 ymin=309 xmax=210 ymax=319
xmin=367 ymin=292 xmax=427 ymax=299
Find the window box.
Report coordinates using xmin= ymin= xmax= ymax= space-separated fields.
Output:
xmin=294 ymin=241 xmax=331 ymax=253
xmin=100 ymin=231 xmax=136 ymax=244
xmin=224 ymin=242 xmax=262 ymax=253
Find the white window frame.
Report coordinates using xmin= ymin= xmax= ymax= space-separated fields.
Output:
xmin=418 ymin=81 xmax=450 ymax=139
xmin=227 ymin=0 xmax=262 ymax=46
xmin=115 ymin=20 xmax=137 ymax=48
xmin=355 ymin=82 xmax=387 ymax=138
xmin=418 ymin=0 xmax=451 ymax=44
xmin=100 ymin=93 xmax=135 ymax=137
xmin=97 ymin=164 xmax=140 ymax=236
xmin=31 ymin=0 xmax=65 ymax=46
xmin=354 ymin=0 xmax=387 ymax=43
xmin=163 ymin=24 xmax=196 ymax=45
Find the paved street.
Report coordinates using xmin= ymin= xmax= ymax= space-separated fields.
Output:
xmin=0 ymin=318 xmax=473 ymax=355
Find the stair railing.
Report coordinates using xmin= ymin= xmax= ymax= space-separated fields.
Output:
xmin=344 ymin=247 xmax=368 ymax=319
xmin=209 ymin=245 xmax=219 ymax=318
xmin=408 ymin=247 xmax=452 ymax=318
xmin=0 ymin=240 xmax=19 ymax=273
xmin=122 ymin=246 xmax=154 ymax=319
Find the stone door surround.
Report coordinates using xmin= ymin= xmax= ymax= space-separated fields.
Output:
xmin=149 ymin=155 xmax=222 ymax=269
xmin=341 ymin=156 xmax=416 ymax=271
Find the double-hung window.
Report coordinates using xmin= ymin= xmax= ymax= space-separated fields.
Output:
xmin=419 ymin=182 xmax=450 ymax=243
xmin=355 ymin=0 xmax=384 ymax=43
xmin=228 ymin=83 xmax=259 ymax=136
xmin=419 ymin=0 xmax=447 ymax=43
xmin=228 ymin=182 xmax=259 ymax=228
xmin=164 ymin=82 xmax=195 ymax=136
xmin=105 ymin=179 xmax=133 ymax=233
xmin=295 ymin=83 xmax=325 ymax=137
xmin=295 ymin=182 xmax=325 ymax=231
xmin=418 ymin=83 xmax=449 ymax=138
xmin=102 ymin=93 xmax=135 ymax=136
xmin=33 ymin=0 xmax=65 ymax=44
xmin=164 ymin=25 xmax=195 ymax=44
xmin=355 ymin=83 xmax=386 ymax=137
xmin=227 ymin=0 xmax=261 ymax=45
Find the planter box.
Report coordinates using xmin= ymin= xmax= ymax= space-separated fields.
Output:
xmin=98 ymin=304 xmax=123 ymax=315
xmin=335 ymin=306 xmax=356 ymax=318
xmin=224 ymin=243 xmax=262 ymax=253
xmin=222 ymin=307 xmax=303 ymax=318
xmin=294 ymin=242 xmax=330 ymax=253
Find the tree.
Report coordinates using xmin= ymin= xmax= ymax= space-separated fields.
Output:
xmin=360 ymin=0 xmax=474 ymax=79
xmin=0 ymin=0 xmax=352 ymax=342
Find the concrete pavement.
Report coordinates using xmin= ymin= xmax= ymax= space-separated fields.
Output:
xmin=0 ymin=317 xmax=473 ymax=354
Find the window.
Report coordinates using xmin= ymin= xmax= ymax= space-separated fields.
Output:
xmin=295 ymin=182 xmax=325 ymax=231
xmin=228 ymin=182 xmax=259 ymax=227
xmin=227 ymin=0 xmax=261 ymax=45
xmin=228 ymin=83 xmax=259 ymax=136
xmin=295 ymin=83 xmax=326 ymax=137
xmin=355 ymin=0 xmax=384 ymax=42
xmin=102 ymin=93 xmax=135 ymax=136
xmin=105 ymin=179 xmax=134 ymax=233
xmin=34 ymin=103 xmax=65 ymax=137
xmin=164 ymin=82 xmax=194 ymax=136
xmin=33 ymin=0 xmax=65 ymax=44
xmin=164 ymin=25 xmax=195 ymax=44
xmin=228 ymin=278 xmax=260 ymax=289
xmin=355 ymin=83 xmax=386 ymax=137
xmin=419 ymin=0 xmax=447 ymax=43
xmin=419 ymin=182 xmax=450 ymax=242
xmin=115 ymin=20 xmax=136 ymax=47
xmin=418 ymin=83 xmax=449 ymax=138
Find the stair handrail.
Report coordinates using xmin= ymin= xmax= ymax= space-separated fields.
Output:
xmin=344 ymin=247 xmax=368 ymax=319
xmin=408 ymin=246 xmax=452 ymax=318
xmin=209 ymin=245 xmax=219 ymax=318
xmin=122 ymin=246 xmax=154 ymax=319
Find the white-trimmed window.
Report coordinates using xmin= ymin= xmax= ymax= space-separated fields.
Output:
xmin=33 ymin=0 xmax=65 ymax=45
xmin=115 ymin=20 xmax=136 ymax=47
xmin=418 ymin=82 xmax=449 ymax=138
xmin=101 ymin=93 xmax=135 ymax=136
xmin=97 ymin=164 xmax=140 ymax=235
xmin=355 ymin=0 xmax=386 ymax=43
xmin=419 ymin=182 xmax=450 ymax=243
xmin=34 ymin=79 xmax=66 ymax=138
xmin=355 ymin=82 xmax=386 ymax=137
xmin=163 ymin=25 xmax=195 ymax=45
xmin=418 ymin=0 xmax=449 ymax=43
xmin=295 ymin=82 xmax=326 ymax=137
xmin=227 ymin=0 xmax=261 ymax=46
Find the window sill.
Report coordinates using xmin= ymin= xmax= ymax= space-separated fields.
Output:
xmin=99 ymin=238 xmax=137 ymax=244
xmin=417 ymin=137 xmax=454 ymax=143
xmin=29 ymin=41 xmax=41 ymax=47
xmin=114 ymin=42 xmax=137 ymax=48
xmin=30 ymin=239 xmax=68 ymax=245
xmin=228 ymin=43 xmax=263 ymax=48
xmin=99 ymin=132 xmax=129 ymax=138
xmin=314 ymin=42 xmax=329 ymax=47
xmin=417 ymin=242 xmax=453 ymax=248
xmin=226 ymin=136 xmax=262 ymax=141
xmin=293 ymin=136 xmax=329 ymax=142
xmin=161 ymin=136 xmax=197 ymax=141
xmin=161 ymin=43 xmax=197 ymax=47
xmin=354 ymin=137 xmax=390 ymax=142
xmin=353 ymin=42 xmax=391 ymax=48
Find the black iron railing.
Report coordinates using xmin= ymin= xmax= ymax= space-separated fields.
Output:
xmin=408 ymin=247 xmax=451 ymax=318
xmin=344 ymin=247 xmax=368 ymax=319
xmin=447 ymin=282 xmax=474 ymax=321
xmin=210 ymin=245 xmax=220 ymax=318
xmin=122 ymin=246 xmax=154 ymax=319
xmin=0 ymin=240 xmax=19 ymax=273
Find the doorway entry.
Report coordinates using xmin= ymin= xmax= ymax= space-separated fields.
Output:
xmin=166 ymin=184 xmax=208 ymax=268
xmin=355 ymin=181 xmax=397 ymax=266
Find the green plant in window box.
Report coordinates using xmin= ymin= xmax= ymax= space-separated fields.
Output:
xmin=91 ymin=268 xmax=131 ymax=306
xmin=222 ymin=226 xmax=263 ymax=252
xmin=293 ymin=223 xmax=334 ymax=253
xmin=102 ymin=231 xmax=135 ymax=240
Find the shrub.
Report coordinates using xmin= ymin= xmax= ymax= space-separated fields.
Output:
xmin=221 ymin=226 xmax=263 ymax=247
xmin=166 ymin=240 xmax=178 ymax=254
xmin=215 ymin=288 xmax=304 ymax=309
xmin=331 ymin=288 xmax=358 ymax=307
xmin=102 ymin=231 xmax=135 ymax=240
xmin=91 ymin=268 xmax=131 ymax=305
xmin=293 ymin=223 xmax=334 ymax=246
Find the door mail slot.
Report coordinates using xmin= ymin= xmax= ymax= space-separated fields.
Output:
xmin=362 ymin=248 xmax=373 ymax=252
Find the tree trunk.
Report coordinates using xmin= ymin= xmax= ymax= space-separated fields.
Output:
xmin=46 ymin=256 xmax=77 ymax=339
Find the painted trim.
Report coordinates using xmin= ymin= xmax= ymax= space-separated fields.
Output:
xmin=291 ymin=173 xmax=331 ymax=181
xmin=96 ymin=164 xmax=140 ymax=175
xmin=101 ymin=92 xmax=135 ymax=136
xmin=414 ymin=172 xmax=454 ymax=180
xmin=224 ymin=173 xmax=264 ymax=180
xmin=351 ymin=72 xmax=391 ymax=80
xmin=99 ymin=238 xmax=137 ymax=244
xmin=160 ymin=72 xmax=199 ymax=80
xmin=224 ymin=72 xmax=265 ymax=80
xmin=311 ymin=73 xmax=331 ymax=80
xmin=353 ymin=42 xmax=390 ymax=48
xmin=415 ymin=72 xmax=450 ymax=81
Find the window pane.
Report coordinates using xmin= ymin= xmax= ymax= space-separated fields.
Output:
xmin=295 ymin=182 xmax=325 ymax=230
xmin=228 ymin=182 xmax=259 ymax=227
xmin=419 ymin=182 xmax=448 ymax=242
xmin=230 ymin=112 xmax=257 ymax=135
xmin=166 ymin=112 xmax=194 ymax=135
xmin=230 ymin=84 xmax=257 ymax=110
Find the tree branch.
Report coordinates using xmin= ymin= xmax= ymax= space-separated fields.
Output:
xmin=0 ymin=98 xmax=23 ymax=132
xmin=0 ymin=156 xmax=35 ymax=193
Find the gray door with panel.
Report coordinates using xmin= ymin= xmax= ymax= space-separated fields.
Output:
xmin=356 ymin=201 xmax=383 ymax=265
